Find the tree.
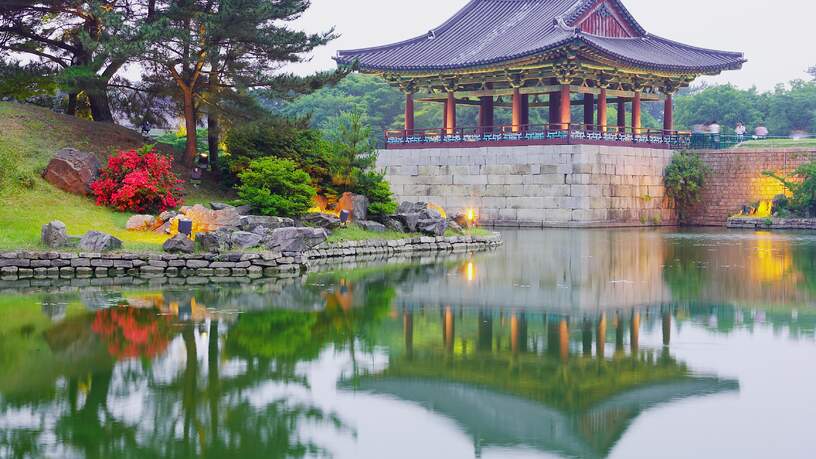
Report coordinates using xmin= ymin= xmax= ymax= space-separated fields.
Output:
xmin=137 ymin=0 xmax=339 ymax=167
xmin=674 ymin=84 xmax=767 ymax=131
xmin=0 ymin=1 xmax=140 ymax=121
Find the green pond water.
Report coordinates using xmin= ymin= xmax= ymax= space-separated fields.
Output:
xmin=1 ymin=228 xmax=815 ymax=459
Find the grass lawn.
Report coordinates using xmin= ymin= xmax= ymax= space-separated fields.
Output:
xmin=735 ymin=138 xmax=816 ymax=149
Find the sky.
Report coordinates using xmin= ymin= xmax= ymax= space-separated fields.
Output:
xmin=286 ymin=0 xmax=815 ymax=92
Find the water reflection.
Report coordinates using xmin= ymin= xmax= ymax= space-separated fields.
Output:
xmin=2 ymin=229 xmax=816 ymax=458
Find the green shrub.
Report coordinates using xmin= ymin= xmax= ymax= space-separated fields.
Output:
xmin=237 ymin=157 xmax=316 ymax=217
xmin=354 ymin=171 xmax=397 ymax=216
xmin=664 ymin=152 xmax=710 ymax=221
xmin=226 ymin=115 xmax=332 ymax=189
xmin=764 ymin=162 xmax=816 ymax=217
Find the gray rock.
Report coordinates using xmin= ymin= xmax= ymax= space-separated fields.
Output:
xmin=230 ymin=231 xmax=263 ymax=249
xmin=351 ymin=194 xmax=369 ymax=222
xmin=447 ymin=219 xmax=465 ymax=235
xmin=235 ymin=204 xmax=254 ymax=215
xmin=357 ymin=220 xmax=386 ymax=233
xmin=301 ymin=212 xmax=341 ymax=230
xmin=417 ymin=218 xmax=447 ymax=237
xmin=41 ymin=221 xmax=68 ymax=248
xmin=163 ymin=234 xmax=195 ymax=254
xmin=126 ymin=214 xmax=156 ymax=231
xmin=239 ymin=215 xmax=295 ymax=232
xmin=395 ymin=213 xmax=421 ymax=232
xmin=264 ymin=227 xmax=328 ymax=253
xmin=384 ymin=217 xmax=407 ymax=233
xmin=78 ymin=231 xmax=122 ymax=252
xmin=210 ymin=202 xmax=233 ymax=210
xmin=158 ymin=210 xmax=178 ymax=222
xmin=398 ymin=201 xmax=428 ymax=214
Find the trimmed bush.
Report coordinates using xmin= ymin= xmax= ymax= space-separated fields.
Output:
xmin=237 ymin=157 xmax=316 ymax=217
xmin=91 ymin=146 xmax=184 ymax=213
xmin=765 ymin=162 xmax=816 ymax=217
xmin=355 ymin=170 xmax=397 ymax=217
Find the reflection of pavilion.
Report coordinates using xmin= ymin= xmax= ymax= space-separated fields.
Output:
xmin=347 ymin=308 xmax=738 ymax=459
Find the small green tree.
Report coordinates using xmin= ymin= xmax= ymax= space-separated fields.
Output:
xmin=324 ymin=111 xmax=377 ymax=188
xmin=664 ymin=152 xmax=710 ymax=222
xmin=237 ymin=158 xmax=316 ymax=217
xmin=764 ymin=162 xmax=816 ymax=217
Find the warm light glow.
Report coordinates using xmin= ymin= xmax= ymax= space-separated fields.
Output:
xmin=428 ymin=202 xmax=447 ymax=219
xmin=465 ymin=262 xmax=475 ymax=282
xmin=466 ymin=208 xmax=476 ymax=225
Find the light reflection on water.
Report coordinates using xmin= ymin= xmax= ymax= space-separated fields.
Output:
xmin=1 ymin=228 xmax=815 ymax=459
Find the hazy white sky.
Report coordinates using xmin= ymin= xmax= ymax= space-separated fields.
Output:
xmin=287 ymin=0 xmax=815 ymax=91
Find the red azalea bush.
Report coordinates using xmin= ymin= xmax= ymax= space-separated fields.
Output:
xmin=91 ymin=146 xmax=184 ymax=213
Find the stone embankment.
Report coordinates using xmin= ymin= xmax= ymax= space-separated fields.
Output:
xmin=726 ymin=217 xmax=816 ymax=230
xmin=0 ymin=234 xmax=502 ymax=287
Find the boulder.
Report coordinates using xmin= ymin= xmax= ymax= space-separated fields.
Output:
xmin=264 ymin=227 xmax=328 ymax=252
xmin=209 ymin=202 xmax=232 ymax=210
xmin=395 ymin=213 xmax=421 ymax=232
xmin=158 ymin=210 xmax=178 ymax=222
xmin=196 ymin=231 xmax=230 ymax=253
xmin=78 ymin=231 xmax=122 ymax=252
xmin=453 ymin=212 xmax=473 ymax=229
xmin=383 ymin=217 xmax=407 ymax=233
xmin=357 ymin=220 xmax=386 ymax=233
xmin=162 ymin=234 xmax=194 ymax=253
xmin=42 ymin=148 xmax=101 ymax=196
xmin=447 ymin=219 xmax=465 ymax=235
xmin=180 ymin=204 xmax=241 ymax=231
xmin=417 ymin=218 xmax=447 ymax=237
xmin=126 ymin=214 xmax=157 ymax=231
xmin=230 ymin=231 xmax=263 ymax=249
xmin=235 ymin=204 xmax=254 ymax=215
xmin=421 ymin=207 xmax=442 ymax=220
xmin=338 ymin=192 xmax=369 ymax=222
xmin=41 ymin=220 xmax=68 ymax=248
xmin=301 ymin=212 xmax=341 ymax=230
xmin=398 ymin=201 xmax=428 ymax=214
xmin=239 ymin=215 xmax=295 ymax=232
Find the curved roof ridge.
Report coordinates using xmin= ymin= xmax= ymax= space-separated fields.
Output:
xmin=336 ymin=0 xmax=484 ymax=57
xmin=642 ymin=33 xmax=746 ymax=59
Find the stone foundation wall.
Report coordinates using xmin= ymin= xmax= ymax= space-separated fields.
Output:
xmin=0 ymin=234 xmax=502 ymax=286
xmin=687 ymin=149 xmax=816 ymax=226
xmin=377 ymin=144 xmax=676 ymax=227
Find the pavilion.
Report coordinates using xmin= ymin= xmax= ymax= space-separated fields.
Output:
xmin=336 ymin=0 xmax=745 ymax=149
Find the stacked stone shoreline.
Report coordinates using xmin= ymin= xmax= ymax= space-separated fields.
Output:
xmin=0 ymin=234 xmax=502 ymax=285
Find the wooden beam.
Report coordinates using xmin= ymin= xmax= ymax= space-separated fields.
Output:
xmin=415 ymin=85 xmax=663 ymax=102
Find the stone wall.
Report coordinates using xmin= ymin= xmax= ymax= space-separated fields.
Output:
xmin=377 ymin=144 xmax=676 ymax=227
xmin=0 ymin=234 xmax=502 ymax=286
xmin=687 ymin=149 xmax=816 ymax=226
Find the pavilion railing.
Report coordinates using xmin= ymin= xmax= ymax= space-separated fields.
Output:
xmin=384 ymin=124 xmax=693 ymax=149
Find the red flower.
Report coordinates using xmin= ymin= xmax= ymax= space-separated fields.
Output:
xmin=90 ymin=147 xmax=185 ymax=213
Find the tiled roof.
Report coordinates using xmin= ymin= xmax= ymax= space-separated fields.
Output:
xmin=335 ymin=0 xmax=745 ymax=73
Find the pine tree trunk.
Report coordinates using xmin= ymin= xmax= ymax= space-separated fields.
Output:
xmin=87 ymin=89 xmax=114 ymax=123
xmin=207 ymin=115 xmax=219 ymax=170
xmin=66 ymin=92 xmax=78 ymax=116
xmin=183 ymin=88 xmax=198 ymax=167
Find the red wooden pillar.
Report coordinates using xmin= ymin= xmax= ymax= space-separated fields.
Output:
xmin=583 ymin=94 xmax=595 ymax=130
xmin=511 ymin=87 xmax=522 ymax=133
xmin=631 ymin=91 xmax=642 ymax=135
xmin=597 ymin=88 xmax=608 ymax=133
xmin=617 ymin=97 xmax=626 ymax=133
xmin=549 ymin=91 xmax=560 ymax=130
xmin=479 ymin=95 xmax=494 ymax=134
xmin=404 ymin=93 xmax=414 ymax=135
xmin=442 ymin=99 xmax=448 ymax=134
xmin=521 ymin=94 xmax=529 ymax=131
xmin=663 ymin=93 xmax=674 ymax=133
xmin=446 ymin=92 xmax=456 ymax=135
xmin=559 ymin=84 xmax=571 ymax=130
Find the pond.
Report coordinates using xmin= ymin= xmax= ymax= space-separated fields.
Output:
xmin=1 ymin=228 xmax=815 ymax=459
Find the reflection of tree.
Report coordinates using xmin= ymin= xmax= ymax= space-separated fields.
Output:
xmin=663 ymin=242 xmax=709 ymax=301
xmin=91 ymin=307 xmax=174 ymax=359
xmin=791 ymin=243 xmax=816 ymax=294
